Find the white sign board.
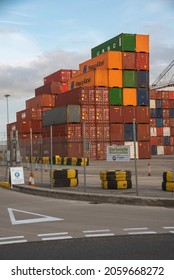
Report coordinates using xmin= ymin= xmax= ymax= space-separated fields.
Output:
xmin=10 ymin=167 xmax=24 ymax=185
xmin=107 ymin=145 xmax=130 ymax=161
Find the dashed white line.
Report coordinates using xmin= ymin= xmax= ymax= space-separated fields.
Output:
xmin=123 ymin=227 xmax=156 ymax=235
xmin=163 ymin=226 xmax=174 ymax=233
xmin=0 ymin=236 xmax=27 ymax=245
xmin=83 ymin=229 xmax=115 ymax=237
xmin=37 ymin=232 xmax=72 ymax=241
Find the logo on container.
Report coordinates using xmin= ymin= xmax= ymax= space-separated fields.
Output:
xmin=71 ymin=81 xmax=74 ymax=90
xmin=83 ymin=65 xmax=87 ymax=73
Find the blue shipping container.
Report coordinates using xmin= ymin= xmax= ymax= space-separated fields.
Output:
xmin=151 ymin=145 xmax=157 ymax=155
xmin=150 ymin=108 xmax=156 ymax=118
xmin=164 ymin=136 xmax=170 ymax=146
xmin=124 ymin=123 xmax=137 ymax=141
xmin=156 ymin=118 xmax=163 ymax=127
xmin=155 ymin=100 xmax=162 ymax=108
xmin=137 ymin=88 xmax=149 ymax=106
xmin=137 ymin=71 xmax=149 ymax=88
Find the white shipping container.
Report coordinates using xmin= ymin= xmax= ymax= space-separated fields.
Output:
xmin=157 ymin=145 xmax=164 ymax=155
xmin=163 ymin=127 xmax=170 ymax=136
xmin=150 ymin=127 xmax=157 ymax=136
xmin=124 ymin=141 xmax=139 ymax=159
xmin=150 ymin=99 xmax=156 ymax=109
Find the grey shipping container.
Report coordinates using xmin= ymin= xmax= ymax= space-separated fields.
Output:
xmin=42 ymin=105 xmax=81 ymax=127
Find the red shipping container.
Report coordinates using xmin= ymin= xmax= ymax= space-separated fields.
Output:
xmin=162 ymin=109 xmax=170 ymax=118
xmin=123 ymin=106 xmax=136 ymax=123
xmin=44 ymin=69 xmax=72 ymax=84
xmin=86 ymin=142 xmax=97 ymax=160
xmin=150 ymin=118 xmax=156 ymax=127
xmin=161 ymin=91 xmax=169 ymax=99
xmin=96 ymin=141 xmax=110 ymax=160
xmin=170 ymin=119 xmax=174 ymax=127
xmin=164 ymin=146 xmax=174 ymax=155
xmin=109 ymin=106 xmax=123 ymax=123
xmin=96 ymin=105 xmax=109 ymax=123
xmin=137 ymin=124 xmax=150 ymax=141
xmin=168 ymin=91 xmax=174 ymax=99
xmin=110 ymin=123 xmax=124 ymax=141
xmin=163 ymin=119 xmax=170 ymax=127
xmin=95 ymin=87 xmax=109 ymax=104
xmin=170 ymin=136 xmax=174 ymax=145
xmin=17 ymin=120 xmax=31 ymax=133
xmin=170 ymin=127 xmax=174 ymax=135
xmin=122 ymin=52 xmax=136 ymax=69
xmin=150 ymin=136 xmax=157 ymax=145
xmin=110 ymin=141 xmax=124 ymax=145
xmin=81 ymin=105 xmax=96 ymax=123
xmin=155 ymin=91 xmax=162 ymax=99
xmin=138 ymin=142 xmax=151 ymax=159
xmin=136 ymin=52 xmax=149 ymax=70
xmin=136 ymin=106 xmax=150 ymax=123
xmin=26 ymin=94 xmax=55 ymax=109
xmin=7 ymin=122 xmax=17 ymax=135
xmin=17 ymin=108 xmax=42 ymax=122
xmin=85 ymin=123 xmax=96 ymax=141
xmin=150 ymin=90 xmax=156 ymax=99
xmin=31 ymin=120 xmax=42 ymax=133
xmin=162 ymin=100 xmax=171 ymax=109
xmin=35 ymin=82 xmax=64 ymax=96
xmin=156 ymin=136 xmax=164 ymax=146
xmin=156 ymin=127 xmax=163 ymax=136
xmin=96 ymin=123 xmax=110 ymax=141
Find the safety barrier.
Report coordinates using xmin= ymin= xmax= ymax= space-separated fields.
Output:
xmin=26 ymin=156 xmax=89 ymax=166
xmin=162 ymin=171 xmax=174 ymax=192
xmin=100 ymin=170 xmax=132 ymax=189
xmin=52 ymin=168 xmax=78 ymax=187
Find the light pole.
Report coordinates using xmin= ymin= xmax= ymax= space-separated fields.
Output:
xmin=4 ymin=94 xmax=10 ymax=124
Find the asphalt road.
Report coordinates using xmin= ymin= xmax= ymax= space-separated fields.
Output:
xmin=0 ymin=187 xmax=174 ymax=259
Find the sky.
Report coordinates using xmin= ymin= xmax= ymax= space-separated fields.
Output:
xmin=0 ymin=0 xmax=174 ymax=139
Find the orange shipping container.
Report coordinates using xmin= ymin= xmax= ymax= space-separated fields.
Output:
xmin=26 ymin=94 xmax=55 ymax=109
xmin=79 ymin=51 xmax=122 ymax=74
xmin=68 ymin=70 xmax=108 ymax=90
xmin=135 ymin=34 xmax=149 ymax=53
xmin=123 ymin=88 xmax=137 ymax=106
xmin=108 ymin=70 xmax=122 ymax=87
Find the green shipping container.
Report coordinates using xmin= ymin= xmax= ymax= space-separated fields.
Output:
xmin=123 ymin=70 xmax=136 ymax=87
xmin=91 ymin=33 xmax=136 ymax=58
xmin=109 ymin=88 xmax=123 ymax=105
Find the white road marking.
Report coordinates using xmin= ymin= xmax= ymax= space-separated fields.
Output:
xmin=83 ymin=229 xmax=115 ymax=237
xmin=37 ymin=232 xmax=72 ymax=241
xmin=8 ymin=208 xmax=63 ymax=225
xmin=123 ymin=227 xmax=156 ymax=235
xmin=163 ymin=226 xmax=174 ymax=229
xmin=0 ymin=235 xmax=27 ymax=245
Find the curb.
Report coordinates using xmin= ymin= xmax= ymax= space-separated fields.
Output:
xmin=12 ymin=184 xmax=174 ymax=208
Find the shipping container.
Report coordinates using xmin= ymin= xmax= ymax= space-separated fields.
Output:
xmin=151 ymin=145 xmax=157 ymax=155
xmin=155 ymin=100 xmax=162 ymax=108
xmin=96 ymin=123 xmax=110 ymax=141
xmin=137 ymin=124 xmax=150 ymax=141
xmin=137 ymin=88 xmax=149 ymax=105
xmin=162 ymin=100 xmax=171 ymax=109
xmin=150 ymin=127 xmax=157 ymax=137
xmin=124 ymin=141 xmax=139 ymax=159
xmin=136 ymin=106 xmax=150 ymax=123
xmin=162 ymin=109 xmax=170 ymax=119
xmin=26 ymin=94 xmax=55 ymax=109
xmin=35 ymin=82 xmax=66 ymax=96
xmin=123 ymin=106 xmax=136 ymax=123
xmin=96 ymin=105 xmax=110 ymax=123
xmin=44 ymin=69 xmax=73 ymax=84
xmin=108 ymin=70 xmax=123 ymax=87
xmin=150 ymin=108 xmax=156 ymax=118
xmin=161 ymin=91 xmax=169 ymax=99
xmin=16 ymin=108 xmax=42 ymax=122
xmin=150 ymin=99 xmax=156 ymax=109
xmin=168 ymin=91 xmax=174 ymax=99
xmin=164 ymin=146 xmax=174 ymax=155
xmin=110 ymin=123 xmax=124 ymax=141
xmin=79 ymin=51 xmax=122 ymax=73
xmin=109 ymin=105 xmax=123 ymax=123
xmin=95 ymin=87 xmax=109 ymax=104
xmin=81 ymin=105 xmax=96 ymax=123
xmin=136 ymin=70 xmax=149 ymax=88
xmin=122 ymin=52 xmax=136 ymax=70
xmin=163 ymin=119 xmax=170 ymax=127
xmin=124 ymin=123 xmax=136 ymax=141
xmin=156 ymin=136 xmax=164 ymax=146
xmin=109 ymin=87 xmax=123 ymax=105
xmin=156 ymin=118 xmax=163 ymax=127
xmin=150 ymin=136 xmax=157 ymax=145
xmin=136 ymin=52 xmax=149 ymax=70
xmin=123 ymin=70 xmax=136 ymax=87
xmin=96 ymin=141 xmax=110 ymax=160
xmin=42 ymin=105 xmax=81 ymax=127
xmin=157 ymin=145 xmax=164 ymax=155
xmin=138 ymin=142 xmax=151 ymax=159
xmin=156 ymin=127 xmax=163 ymax=136
xmin=91 ymin=33 xmax=136 ymax=58
xmin=123 ymin=88 xmax=137 ymax=106
xmin=150 ymin=118 xmax=156 ymax=127
xmin=135 ymin=34 xmax=149 ymax=53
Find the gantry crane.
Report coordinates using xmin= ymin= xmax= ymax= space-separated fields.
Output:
xmin=151 ymin=59 xmax=174 ymax=89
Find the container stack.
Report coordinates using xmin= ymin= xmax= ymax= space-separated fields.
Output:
xmin=66 ymin=33 xmax=150 ymax=159
xmin=150 ymin=89 xmax=174 ymax=155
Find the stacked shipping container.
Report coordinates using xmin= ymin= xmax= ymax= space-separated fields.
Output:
xmin=7 ymin=34 xmax=151 ymax=160
xmin=150 ymin=89 xmax=174 ymax=155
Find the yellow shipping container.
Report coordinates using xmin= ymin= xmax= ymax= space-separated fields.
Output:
xmin=79 ymin=51 xmax=122 ymax=74
xmin=123 ymin=88 xmax=137 ymax=106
